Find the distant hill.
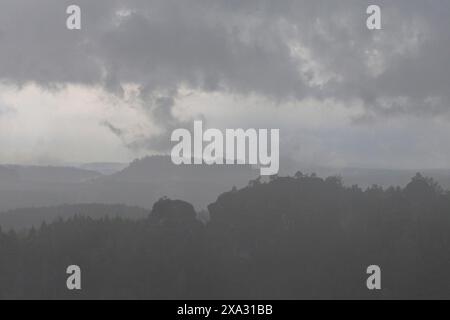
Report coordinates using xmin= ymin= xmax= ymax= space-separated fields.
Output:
xmin=332 ymin=167 xmax=450 ymax=190
xmin=278 ymin=158 xmax=450 ymax=191
xmin=92 ymin=155 xmax=259 ymax=209
xmin=78 ymin=162 xmax=128 ymax=175
xmin=2 ymin=156 xmax=450 ymax=214
xmin=0 ymin=165 xmax=104 ymax=212
xmin=0 ymin=156 xmax=258 ymax=212
xmin=0 ymin=165 xmax=101 ymax=183
xmin=106 ymin=155 xmax=257 ymax=183
xmin=0 ymin=166 xmax=19 ymax=182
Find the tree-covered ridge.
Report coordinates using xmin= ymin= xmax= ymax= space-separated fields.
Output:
xmin=0 ymin=204 xmax=149 ymax=231
xmin=1 ymin=173 xmax=450 ymax=299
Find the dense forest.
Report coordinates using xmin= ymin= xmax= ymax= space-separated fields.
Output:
xmin=0 ymin=204 xmax=149 ymax=231
xmin=1 ymin=172 xmax=450 ymax=299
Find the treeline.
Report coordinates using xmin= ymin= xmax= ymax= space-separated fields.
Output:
xmin=1 ymin=173 xmax=450 ymax=299
xmin=0 ymin=204 xmax=149 ymax=231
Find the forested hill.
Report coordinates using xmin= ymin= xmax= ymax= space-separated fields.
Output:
xmin=0 ymin=204 xmax=149 ymax=231
xmin=1 ymin=173 xmax=450 ymax=299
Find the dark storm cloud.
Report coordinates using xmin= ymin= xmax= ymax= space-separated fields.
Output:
xmin=124 ymin=94 xmax=201 ymax=152
xmin=0 ymin=0 xmax=304 ymax=97
xmin=101 ymin=120 xmax=124 ymax=138
xmin=1 ymin=0 xmax=450 ymax=127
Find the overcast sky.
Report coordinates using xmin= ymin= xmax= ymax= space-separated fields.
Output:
xmin=1 ymin=0 xmax=450 ymax=169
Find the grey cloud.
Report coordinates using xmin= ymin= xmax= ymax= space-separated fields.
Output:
xmin=101 ymin=120 xmax=124 ymax=138
xmin=126 ymin=93 xmax=207 ymax=152
xmin=1 ymin=0 xmax=450 ymax=143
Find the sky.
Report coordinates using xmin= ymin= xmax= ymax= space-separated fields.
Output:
xmin=1 ymin=0 xmax=450 ymax=169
